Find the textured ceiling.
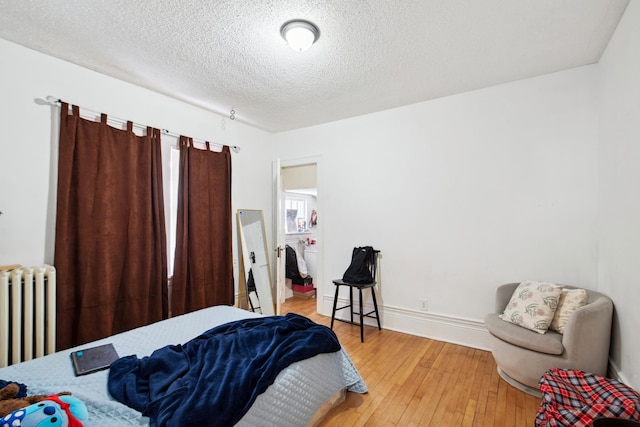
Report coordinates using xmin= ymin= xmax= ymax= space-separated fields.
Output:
xmin=0 ymin=0 xmax=630 ymax=132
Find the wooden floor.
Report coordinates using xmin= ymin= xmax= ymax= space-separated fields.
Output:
xmin=281 ymin=297 xmax=541 ymax=427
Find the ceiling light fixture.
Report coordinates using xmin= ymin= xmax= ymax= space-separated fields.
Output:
xmin=280 ymin=19 xmax=320 ymax=52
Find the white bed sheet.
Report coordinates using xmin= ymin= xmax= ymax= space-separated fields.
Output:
xmin=0 ymin=305 xmax=366 ymax=426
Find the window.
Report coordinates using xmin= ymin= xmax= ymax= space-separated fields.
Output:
xmin=168 ymin=146 xmax=180 ymax=276
xmin=285 ymin=198 xmax=308 ymax=233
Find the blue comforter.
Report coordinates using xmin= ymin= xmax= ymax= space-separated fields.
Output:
xmin=107 ymin=313 xmax=341 ymax=426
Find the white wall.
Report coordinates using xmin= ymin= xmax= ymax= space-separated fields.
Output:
xmin=596 ymin=0 xmax=640 ymax=389
xmin=275 ymin=66 xmax=600 ymax=348
xmin=0 ymin=39 xmax=274 ymax=294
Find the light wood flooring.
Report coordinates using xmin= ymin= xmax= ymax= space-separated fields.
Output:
xmin=281 ymin=297 xmax=541 ymax=427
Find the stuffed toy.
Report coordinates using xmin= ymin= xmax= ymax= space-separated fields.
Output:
xmin=0 ymin=381 xmax=27 ymax=401
xmin=0 ymin=383 xmax=71 ymax=417
xmin=0 ymin=394 xmax=88 ymax=427
xmin=0 ymin=383 xmax=88 ymax=426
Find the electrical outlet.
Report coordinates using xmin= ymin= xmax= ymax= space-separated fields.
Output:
xmin=419 ymin=299 xmax=428 ymax=312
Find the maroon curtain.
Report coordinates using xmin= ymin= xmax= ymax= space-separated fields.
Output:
xmin=54 ymin=103 xmax=168 ymax=350
xmin=171 ymin=137 xmax=233 ymax=316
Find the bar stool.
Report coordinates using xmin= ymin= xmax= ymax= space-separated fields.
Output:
xmin=330 ymin=248 xmax=381 ymax=342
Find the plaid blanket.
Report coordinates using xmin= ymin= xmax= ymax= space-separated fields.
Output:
xmin=536 ymin=368 xmax=640 ymax=427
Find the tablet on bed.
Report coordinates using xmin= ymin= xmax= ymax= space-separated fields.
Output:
xmin=70 ymin=343 xmax=119 ymax=376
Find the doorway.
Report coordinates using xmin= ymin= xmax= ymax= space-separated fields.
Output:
xmin=276 ymin=158 xmax=321 ymax=315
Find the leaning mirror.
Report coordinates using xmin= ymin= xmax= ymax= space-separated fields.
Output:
xmin=237 ymin=209 xmax=275 ymax=315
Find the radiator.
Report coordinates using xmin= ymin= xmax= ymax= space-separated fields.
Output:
xmin=0 ymin=265 xmax=56 ymax=367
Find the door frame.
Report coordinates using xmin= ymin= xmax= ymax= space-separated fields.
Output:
xmin=274 ymin=155 xmax=322 ymax=314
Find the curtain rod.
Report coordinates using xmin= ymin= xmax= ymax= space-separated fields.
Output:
xmin=44 ymin=96 xmax=240 ymax=153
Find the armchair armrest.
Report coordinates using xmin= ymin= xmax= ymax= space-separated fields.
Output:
xmin=561 ymin=294 xmax=613 ymax=373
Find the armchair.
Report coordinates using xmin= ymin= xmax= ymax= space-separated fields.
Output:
xmin=485 ymin=283 xmax=613 ymax=396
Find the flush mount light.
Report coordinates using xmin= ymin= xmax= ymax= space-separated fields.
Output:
xmin=280 ymin=19 xmax=320 ymax=52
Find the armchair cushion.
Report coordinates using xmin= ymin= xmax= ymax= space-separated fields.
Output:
xmin=485 ymin=313 xmax=563 ymax=355
xmin=499 ymin=281 xmax=562 ymax=334
xmin=550 ymin=288 xmax=588 ymax=334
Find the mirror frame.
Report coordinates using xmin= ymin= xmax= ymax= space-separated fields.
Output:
xmin=237 ymin=209 xmax=275 ymax=315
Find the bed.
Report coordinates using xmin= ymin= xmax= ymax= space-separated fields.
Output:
xmin=0 ymin=305 xmax=367 ymax=426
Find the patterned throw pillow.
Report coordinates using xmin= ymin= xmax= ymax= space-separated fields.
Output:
xmin=549 ymin=288 xmax=588 ymax=334
xmin=499 ymin=281 xmax=562 ymax=334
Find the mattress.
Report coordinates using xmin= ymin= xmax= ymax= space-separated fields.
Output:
xmin=0 ymin=305 xmax=367 ymax=426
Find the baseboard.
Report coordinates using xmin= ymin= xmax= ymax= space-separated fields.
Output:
xmin=321 ymin=295 xmax=491 ymax=351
